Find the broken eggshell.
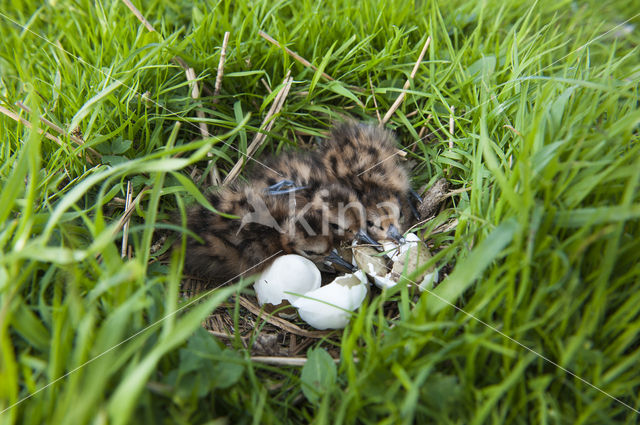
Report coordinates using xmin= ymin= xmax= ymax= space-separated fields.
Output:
xmin=254 ymin=255 xmax=321 ymax=307
xmin=382 ymin=233 xmax=420 ymax=262
xmin=390 ymin=238 xmax=439 ymax=291
xmin=352 ymin=244 xmax=388 ymax=276
xmin=291 ymin=270 xmax=368 ymax=330
xmin=351 ymin=241 xmax=401 ymax=288
xmin=358 ymin=233 xmax=438 ymax=291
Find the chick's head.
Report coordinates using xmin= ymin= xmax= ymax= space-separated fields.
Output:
xmin=363 ymin=189 xmax=405 ymax=242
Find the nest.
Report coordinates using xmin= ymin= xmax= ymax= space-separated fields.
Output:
xmin=177 ymin=180 xmax=458 ymax=362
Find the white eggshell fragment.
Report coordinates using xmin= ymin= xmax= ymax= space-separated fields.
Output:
xmin=372 ymin=274 xmax=397 ymax=289
xmin=254 ymin=255 xmax=321 ymax=306
xmin=364 ymin=233 xmax=438 ymax=291
xmin=292 ymin=270 xmax=368 ymax=330
xmin=381 ymin=240 xmax=399 ymax=259
xmin=417 ymin=269 xmax=439 ymax=291
xmin=389 ymin=233 xmax=438 ymax=291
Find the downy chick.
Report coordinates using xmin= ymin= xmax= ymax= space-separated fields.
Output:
xmin=183 ymin=184 xmax=336 ymax=283
xmin=247 ymin=151 xmax=327 ymax=195
xmin=319 ymin=121 xmax=412 ymax=242
xmin=248 ymin=150 xmax=382 ymax=246
xmin=319 ymin=121 xmax=410 ymax=195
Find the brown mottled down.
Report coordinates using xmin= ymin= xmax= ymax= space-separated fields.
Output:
xmin=183 ymin=185 xmax=335 ymax=284
xmin=319 ymin=121 xmax=412 ymax=239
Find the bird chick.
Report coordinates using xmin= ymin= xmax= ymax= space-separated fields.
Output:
xmin=305 ymin=183 xmax=364 ymax=242
xmin=319 ymin=121 xmax=410 ymax=195
xmin=182 ymin=184 xmax=337 ymax=283
xmin=247 ymin=151 xmax=327 ymax=195
xmin=318 ymin=121 xmax=413 ymax=242
xmin=248 ymin=151 xmax=384 ymax=247
xmin=360 ymin=187 xmax=407 ymax=243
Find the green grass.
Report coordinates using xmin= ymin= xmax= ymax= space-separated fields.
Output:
xmin=1 ymin=0 xmax=639 ymax=423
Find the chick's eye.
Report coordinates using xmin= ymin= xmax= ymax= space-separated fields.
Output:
xmin=329 ymin=223 xmax=340 ymax=230
xmin=367 ymin=220 xmax=382 ymax=230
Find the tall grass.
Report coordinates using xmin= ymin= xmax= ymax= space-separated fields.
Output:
xmin=1 ymin=0 xmax=639 ymax=423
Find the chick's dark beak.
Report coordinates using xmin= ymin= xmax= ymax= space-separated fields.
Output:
xmin=324 ymin=249 xmax=357 ymax=273
xmin=355 ymin=229 xmax=383 ymax=252
xmin=387 ymin=224 xmax=406 ymax=244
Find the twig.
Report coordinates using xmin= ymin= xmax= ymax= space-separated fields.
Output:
xmin=368 ymin=73 xmax=382 ymax=124
xmin=222 ymin=72 xmax=293 ymax=185
xmin=381 ymin=36 xmax=431 ymax=125
xmin=214 ymin=32 xmax=230 ymax=100
xmin=121 ymin=181 xmax=133 ymax=258
xmin=237 ymin=296 xmax=333 ymax=338
xmin=259 ymin=31 xmax=334 ymax=81
xmin=0 ymin=105 xmax=96 ymax=164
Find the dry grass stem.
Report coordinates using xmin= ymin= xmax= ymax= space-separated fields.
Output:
xmin=121 ymin=0 xmax=155 ymax=32
xmin=250 ymin=356 xmax=339 ymax=366
xmin=432 ymin=218 xmax=459 ymax=234
xmin=121 ymin=181 xmax=133 ymax=258
xmin=214 ymin=32 xmax=230 ymax=99
xmin=121 ymin=0 xmax=212 ymax=94
xmin=223 ymin=71 xmax=293 ymax=185
xmin=185 ymin=67 xmax=220 ymax=185
xmin=260 ymin=78 xmax=272 ymax=93
xmin=114 ymin=188 xmax=149 ymax=238
xmin=503 ymin=124 xmax=523 ymax=137
xmin=259 ymin=31 xmax=335 ymax=81
xmin=237 ymin=296 xmax=333 ymax=338
xmin=0 ymin=105 xmax=97 ymax=164
xmin=185 ymin=67 xmax=209 ymax=139
xmin=250 ymin=356 xmax=309 ymax=366
xmin=16 ymin=102 xmax=89 ymax=147
xmin=448 ymin=105 xmax=455 ymax=149
xmin=368 ymin=74 xmax=382 ymax=123
xmin=381 ymin=36 xmax=431 ymax=125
